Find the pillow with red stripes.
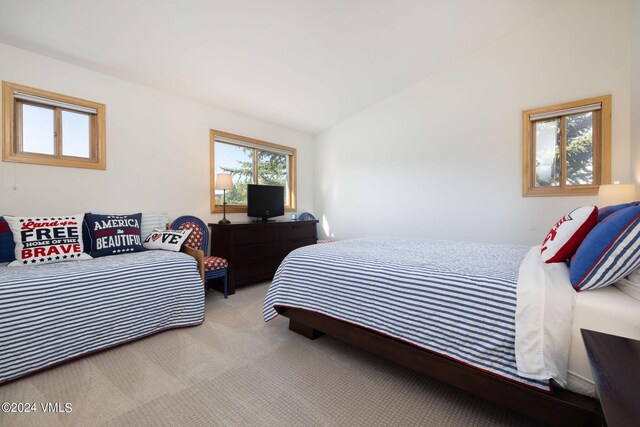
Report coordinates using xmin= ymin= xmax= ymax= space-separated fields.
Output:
xmin=570 ymin=205 xmax=640 ymax=291
xmin=84 ymin=213 xmax=145 ymax=258
xmin=540 ymin=206 xmax=598 ymax=263
xmin=598 ymin=201 xmax=639 ymax=222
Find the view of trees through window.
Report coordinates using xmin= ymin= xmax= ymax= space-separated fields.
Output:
xmin=214 ymin=141 xmax=289 ymax=206
xmin=534 ymin=112 xmax=594 ymax=187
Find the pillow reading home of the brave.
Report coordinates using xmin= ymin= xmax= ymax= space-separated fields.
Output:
xmin=540 ymin=205 xmax=598 ymax=263
xmin=5 ymin=214 xmax=92 ymax=266
xmin=84 ymin=213 xmax=145 ymax=257
xmin=143 ymin=228 xmax=191 ymax=252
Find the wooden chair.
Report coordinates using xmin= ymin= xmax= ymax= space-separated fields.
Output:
xmin=171 ymin=215 xmax=228 ymax=298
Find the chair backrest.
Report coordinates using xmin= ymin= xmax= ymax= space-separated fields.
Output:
xmin=171 ymin=215 xmax=209 ymax=253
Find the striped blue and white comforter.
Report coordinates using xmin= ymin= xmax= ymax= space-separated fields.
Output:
xmin=263 ymin=238 xmax=550 ymax=390
xmin=0 ymin=250 xmax=204 ymax=384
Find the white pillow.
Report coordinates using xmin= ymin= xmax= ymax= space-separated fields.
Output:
xmin=615 ymin=269 xmax=640 ymax=301
xmin=5 ymin=214 xmax=92 ymax=267
xmin=540 ymin=205 xmax=598 ymax=263
xmin=140 ymin=213 xmax=169 ymax=240
xmin=143 ymin=228 xmax=191 ymax=252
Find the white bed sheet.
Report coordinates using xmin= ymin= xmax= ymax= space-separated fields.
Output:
xmin=566 ymin=285 xmax=640 ymax=397
xmin=516 ymin=245 xmax=640 ymax=397
xmin=515 ymin=246 xmax=575 ymax=387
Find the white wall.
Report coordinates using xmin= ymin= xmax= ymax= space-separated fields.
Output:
xmin=632 ymin=0 xmax=640 ymax=183
xmin=315 ymin=0 xmax=631 ymax=245
xmin=0 ymin=42 xmax=314 ymax=225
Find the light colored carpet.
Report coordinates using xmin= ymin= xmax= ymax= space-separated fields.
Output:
xmin=0 ymin=282 xmax=541 ymax=427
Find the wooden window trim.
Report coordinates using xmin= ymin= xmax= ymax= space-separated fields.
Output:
xmin=522 ymin=95 xmax=611 ymax=197
xmin=209 ymin=129 xmax=297 ymax=213
xmin=2 ymin=81 xmax=106 ymax=170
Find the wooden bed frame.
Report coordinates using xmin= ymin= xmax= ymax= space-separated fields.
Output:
xmin=279 ymin=307 xmax=600 ymax=427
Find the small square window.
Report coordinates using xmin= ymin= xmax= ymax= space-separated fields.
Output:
xmin=522 ymin=95 xmax=611 ymax=196
xmin=2 ymin=81 xmax=105 ymax=169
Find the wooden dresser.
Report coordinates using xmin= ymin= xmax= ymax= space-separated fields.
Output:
xmin=208 ymin=220 xmax=318 ymax=295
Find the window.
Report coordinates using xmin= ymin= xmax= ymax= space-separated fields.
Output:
xmin=210 ymin=129 xmax=297 ymax=213
xmin=522 ymin=95 xmax=611 ymax=196
xmin=2 ymin=81 xmax=106 ymax=169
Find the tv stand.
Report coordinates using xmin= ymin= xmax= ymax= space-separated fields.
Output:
xmin=249 ymin=218 xmax=276 ymax=223
xmin=208 ymin=220 xmax=318 ymax=295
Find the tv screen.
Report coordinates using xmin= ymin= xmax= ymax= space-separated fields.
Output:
xmin=247 ymin=184 xmax=285 ymax=221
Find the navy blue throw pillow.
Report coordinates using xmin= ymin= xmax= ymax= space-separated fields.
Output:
xmin=84 ymin=213 xmax=145 ymax=257
xmin=0 ymin=216 xmax=16 ymax=262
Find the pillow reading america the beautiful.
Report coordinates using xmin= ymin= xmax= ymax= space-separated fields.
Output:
xmin=84 ymin=213 xmax=145 ymax=257
xmin=5 ymin=214 xmax=92 ymax=266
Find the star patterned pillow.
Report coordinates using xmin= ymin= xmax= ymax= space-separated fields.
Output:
xmin=178 ymin=222 xmax=204 ymax=250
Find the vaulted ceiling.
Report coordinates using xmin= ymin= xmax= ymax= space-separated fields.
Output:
xmin=0 ymin=0 xmax=565 ymax=135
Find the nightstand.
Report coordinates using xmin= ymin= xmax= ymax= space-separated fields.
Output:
xmin=581 ymin=329 xmax=640 ymax=427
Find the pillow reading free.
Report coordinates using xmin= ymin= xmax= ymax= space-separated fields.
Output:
xmin=21 ymin=222 xmax=81 ymax=254
xmin=4 ymin=214 xmax=92 ymax=266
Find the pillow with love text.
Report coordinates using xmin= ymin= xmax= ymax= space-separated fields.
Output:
xmin=143 ymin=228 xmax=192 ymax=252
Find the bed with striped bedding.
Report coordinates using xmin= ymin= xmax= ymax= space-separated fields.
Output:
xmin=263 ymin=238 xmax=551 ymax=391
xmin=0 ymin=250 xmax=204 ymax=384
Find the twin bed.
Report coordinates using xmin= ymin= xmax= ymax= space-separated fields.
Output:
xmin=0 ymin=250 xmax=204 ymax=384
xmin=263 ymin=238 xmax=640 ymax=426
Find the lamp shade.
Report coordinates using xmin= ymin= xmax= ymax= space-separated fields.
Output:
xmin=215 ymin=173 xmax=234 ymax=191
xmin=597 ymin=184 xmax=638 ymax=206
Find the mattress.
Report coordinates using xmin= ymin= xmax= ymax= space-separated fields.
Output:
xmin=264 ymin=238 xmax=551 ymax=391
xmin=0 ymin=250 xmax=204 ymax=383
xmin=565 ymin=285 xmax=640 ymax=397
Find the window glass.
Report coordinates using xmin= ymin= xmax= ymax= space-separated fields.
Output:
xmin=3 ymin=81 xmax=105 ymax=169
xmin=565 ymin=112 xmax=593 ymax=185
xmin=534 ymin=119 xmax=561 ymax=187
xmin=61 ymin=110 xmax=91 ymax=158
xmin=522 ymin=95 xmax=610 ymax=196
xmin=257 ymin=150 xmax=289 ymax=204
xmin=210 ymin=131 xmax=296 ymax=212
xmin=22 ymin=103 xmax=55 ymax=155
xmin=214 ymin=141 xmax=254 ymax=205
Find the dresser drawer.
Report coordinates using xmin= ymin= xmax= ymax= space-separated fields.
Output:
xmin=287 ymin=223 xmax=317 ymax=240
xmin=232 ymin=241 xmax=283 ymax=261
xmin=282 ymin=237 xmax=316 ymax=254
xmin=234 ymin=227 xmax=282 ymax=244
xmin=235 ymin=257 xmax=282 ymax=282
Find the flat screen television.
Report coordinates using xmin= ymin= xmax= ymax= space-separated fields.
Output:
xmin=247 ymin=184 xmax=285 ymax=221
